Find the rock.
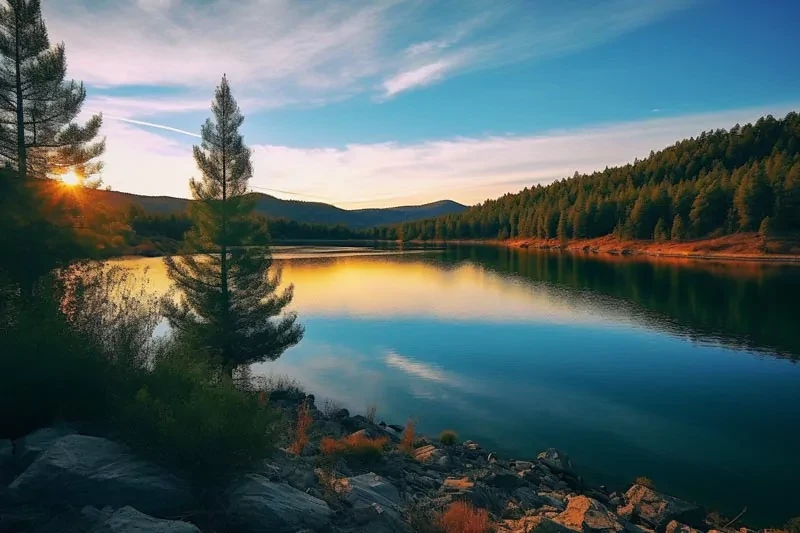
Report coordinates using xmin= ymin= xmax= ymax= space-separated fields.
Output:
xmin=437 ymin=454 xmax=452 ymax=468
xmin=339 ymin=473 xmax=405 ymax=533
xmin=12 ymin=426 xmax=76 ymax=470
xmin=413 ymin=445 xmax=444 ymax=463
xmin=505 ymin=515 xmax=576 ymax=533
xmin=514 ymin=460 xmax=534 ymax=471
xmin=554 ymin=495 xmax=626 ymax=533
xmin=341 ymin=414 xmax=372 ymax=433
xmin=9 ymin=435 xmax=191 ymax=516
xmin=538 ymin=491 xmax=568 ymax=511
xmin=387 ymin=424 xmax=404 ymax=433
xmin=443 ymin=477 xmax=474 ymax=491
xmin=538 ymin=448 xmax=574 ymax=474
xmin=665 ymin=521 xmax=702 ymax=533
xmin=485 ymin=471 xmax=524 ymax=490
xmin=0 ymin=439 xmax=12 ymax=482
xmin=514 ymin=486 xmax=547 ymax=510
xmin=617 ymin=484 xmax=702 ymax=532
xmin=227 ymin=474 xmax=332 ymax=533
xmin=333 ymin=408 xmax=350 ymax=420
xmin=93 ymin=506 xmax=200 ymax=533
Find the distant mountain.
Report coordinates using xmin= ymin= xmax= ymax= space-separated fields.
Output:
xmin=81 ymin=189 xmax=468 ymax=229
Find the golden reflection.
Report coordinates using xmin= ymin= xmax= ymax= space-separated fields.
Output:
xmin=112 ymin=253 xmax=609 ymax=324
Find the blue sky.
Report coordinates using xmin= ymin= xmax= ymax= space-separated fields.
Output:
xmin=44 ymin=0 xmax=800 ymax=207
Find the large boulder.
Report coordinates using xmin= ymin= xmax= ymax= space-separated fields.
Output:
xmin=226 ymin=474 xmax=332 ymax=533
xmin=339 ymin=473 xmax=405 ymax=533
xmin=554 ymin=496 xmax=627 ymax=533
xmin=9 ymin=435 xmax=191 ymax=516
xmin=0 ymin=439 xmax=12 ymax=482
xmin=12 ymin=426 xmax=76 ymax=470
xmin=617 ymin=484 xmax=702 ymax=532
xmin=93 ymin=506 xmax=200 ymax=533
xmin=538 ymin=448 xmax=574 ymax=474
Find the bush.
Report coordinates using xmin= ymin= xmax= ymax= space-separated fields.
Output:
xmin=635 ymin=476 xmax=655 ymax=489
xmin=320 ymin=433 xmax=389 ymax=460
xmin=117 ymin=350 xmax=280 ymax=483
xmin=437 ymin=501 xmax=490 ymax=533
xmin=439 ymin=430 xmax=457 ymax=446
xmin=400 ymin=418 xmax=416 ymax=455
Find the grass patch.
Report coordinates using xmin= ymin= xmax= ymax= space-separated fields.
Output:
xmin=289 ymin=400 xmax=312 ymax=455
xmin=400 ymin=418 xmax=416 ymax=455
xmin=320 ymin=433 xmax=389 ymax=460
xmin=437 ymin=501 xmax=490 ymax=533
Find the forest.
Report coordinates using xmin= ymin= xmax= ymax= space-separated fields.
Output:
xmin=387 ymin=113 xmax=800 ymax=243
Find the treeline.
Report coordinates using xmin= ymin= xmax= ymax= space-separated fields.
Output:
xmin=390 ymin=113 xmax=800 ymax=242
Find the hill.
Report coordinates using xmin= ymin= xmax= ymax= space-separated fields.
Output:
xmin=388 ymin=112 xmax=800 ymax=246
xmin=80 ymin=189 xmax=467 ymax=229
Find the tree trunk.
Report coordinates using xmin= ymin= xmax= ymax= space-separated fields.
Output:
xmin=14 ymin=4 xmax=27 ymax=179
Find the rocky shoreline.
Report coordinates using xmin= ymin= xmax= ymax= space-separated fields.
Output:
xmin=0 ymin=389 xmax=786 ymax=533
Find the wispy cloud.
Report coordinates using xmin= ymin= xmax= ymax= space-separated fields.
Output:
xmin=385 ymin=351 xmax=457 ymax=385
xmin=104 ymin=116 xmax=201 ymax=138
xmin=96 ymin=103 xmax=798 ymax=205
xmin=43 ymin=0 xmax=692 ymax=106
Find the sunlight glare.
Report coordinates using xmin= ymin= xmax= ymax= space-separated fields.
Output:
xmin=61 ymin=170 xmax=80 ymax=186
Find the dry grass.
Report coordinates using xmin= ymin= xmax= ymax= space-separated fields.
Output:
xmin=320 ymin=433 xmax=389 ymax=459
xmin=289 ymin=400 xmax=312 ymax=455
xmin=437 ymin=501 xmax=490 ymax=533
xmin=400 ymin=418 xmax=416 ymax=455
xmin=634 ymin=476 xmax=655 ymax=489
xmin=439 ymin=429 xmax=457 ymax=446
xmin=366 ymin=404 xmax=377 ymax=424
xmin=321 ymin=398 xmax=344 ymax=418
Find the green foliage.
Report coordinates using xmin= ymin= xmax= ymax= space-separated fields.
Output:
xmin=386 ymin=113 xmax=800 ymax=242
xmin=653 ymin=218 xmax=668 ymax=242
xmin=163 ymin=76 xmax=303 ymax=374
xmin=670 ymin=214 xmax=686 ymax=242
xmin=759 ymin=216 xmax=773 ymax=237
xmin=0 ymin=0 xmax=104 ymax=181
xmin=439 ymin=430 xmax=458 ymax=446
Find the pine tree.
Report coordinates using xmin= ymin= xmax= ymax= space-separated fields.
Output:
xmin=653 ymin=218 xmax=667 ymax=242
xmin=0 ymin=0 xmax=104 ymax=181
xmin=163 ymin=76 xmax=303 ymax=376
xmin=671 ymin=214 xmax=686 ymax=242
xmin=556 ymin=212 xmax=568 ymax=245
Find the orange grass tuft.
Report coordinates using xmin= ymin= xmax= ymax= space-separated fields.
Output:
xmin=289 ymin=400 xmax=312 ymax=455
xmin=320 ymin=433 xmax=388 ymax=458
xmin=400 ymin=418 xmax=416 ymax=455
xmin=437 ymin=501 xmax=490 ymax=533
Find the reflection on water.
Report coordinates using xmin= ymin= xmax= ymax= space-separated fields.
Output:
xmin=114 ymin=246 xmax=800 ymax=525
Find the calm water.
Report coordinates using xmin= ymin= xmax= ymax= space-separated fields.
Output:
xmin=116 ymin=246 xmax=800 ymax=525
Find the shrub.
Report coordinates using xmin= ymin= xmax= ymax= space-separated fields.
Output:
xmin=117 ymin=350 xmax=280 ymax=483
xmin=786 ymin=517 xmax=800 ymax=533
xmin=437 ymin=501 xmax=490 ymax=533
xmin=400 ymin=418 xmax=416 ymax=455
xmin=365 ymin=404 xmax=377 ymax=424
xmin=635 ymin=476 xmax=655 ymax=489
xmin=320 ymin=433 xmax=389 ymax=460
xmin=290 ymin=400 xmax=312 ymax=455
xmin=439 ymin=430 xmax=457 ymax=446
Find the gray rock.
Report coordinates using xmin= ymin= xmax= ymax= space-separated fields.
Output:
xmin=387 ymin=424 xmax=404 ymax=433
xmin=554 ymin=495 xmax=627 ymax=533
xmin=538 ymin=448 xmax=574 ymax=474
xmin=514 ymin=486 xmax=547 ymax=510
xmin=13 ymin=426 xmax=76 ymax=470
xmin=340 ymin=472 xmax=405 ymax=533
xmin=617 ymin=484 xmax=702 ymax=532
xmin=665 ymin=521 xmax=703 ymax=533
xmin=333 ymin=408 xmax=350 ymax=420
xmin=93 ymin=506 xmax=200 ymax=533
xmin=485 ymin=470 xmax=524 ymax=490
xmin=9 ymin=435 xmax=191 ymax=516
xmin=227 ymin=474 xmax=332 ymax=533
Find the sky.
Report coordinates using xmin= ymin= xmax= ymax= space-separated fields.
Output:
xmin=43 ymin=0 xmax=800 ymax=208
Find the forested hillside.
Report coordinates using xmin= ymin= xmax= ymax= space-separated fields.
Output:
xmin=388 ymin=113 xmax=800 ymax=242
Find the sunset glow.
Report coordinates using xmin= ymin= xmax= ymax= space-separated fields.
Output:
xmin=61 ymin=170 xmax=80 ymax=186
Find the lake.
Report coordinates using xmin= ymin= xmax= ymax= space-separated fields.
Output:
xmin=115 ymin=245 xmax=800 ymax=526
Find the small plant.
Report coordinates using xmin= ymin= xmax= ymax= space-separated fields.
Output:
xmin=400 ymin=418 xmax=416 ymax=455
xmin=635 ymin=476 xmax=655 ymax=489
xmin=785 ymin=517 xmax=800 ymax=533
xmin=437 ymin=501 xmax=490 ymax=533
xmin=290 ymin=400 xmax=312 ymax=455
xmin=365 ymin=404 xmax=377 ymax=424
xmin=320 ymin=433 xmax=389 ymax=460
xmin=439 ymin=430 xmax=457 ymax=446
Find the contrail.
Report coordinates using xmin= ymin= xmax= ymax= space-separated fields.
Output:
xmin=104 ymin=115 xmax=201 ymax=138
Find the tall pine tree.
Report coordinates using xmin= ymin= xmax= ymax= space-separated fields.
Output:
xmin=164 ymin=76 xmax=303 ymax=376
xmin=0 ymin=0 xmax=104 ymax=182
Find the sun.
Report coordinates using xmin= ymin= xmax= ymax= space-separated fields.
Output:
xmin=61 ymin=170 xmax=81 ymax=186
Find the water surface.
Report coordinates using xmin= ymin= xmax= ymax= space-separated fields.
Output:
xmin=117 ymin=246 xmax=800 ymax=525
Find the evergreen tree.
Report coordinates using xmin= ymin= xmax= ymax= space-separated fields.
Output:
xmin=0 ymin=0 xmax=104 ymax=181
xmin=671 ymin=215 xmax=686 ymax=242
xmin=163 ymin=76 xmax=303 ymax=376
xmin=653 ymin=218 xmax=668 ymax=242
xmin=759 ymin=216 xmax=772 ymax=253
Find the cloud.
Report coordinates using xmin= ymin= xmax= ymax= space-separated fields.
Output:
xmin=385 ymin=351 xmax=456 ymax=385
xmin=97 ymin=103 xmax=798 ymax=206
xmin=104 ymin=116 xmax=201 ymax=138
xmin=43 ymin=0 xmax=691 ymax=105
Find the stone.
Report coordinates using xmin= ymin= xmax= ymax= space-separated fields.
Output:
xmin=554 ymin=495 xmax=625 ymax=533
xmin=514 ymin=460 xmax=534 ymax=471
xmin=485 ymin=471 xmax=524 ymax=490
xmin=94 ymin=506 xmax=200 ymax=533
xmin=505 ymin=515 xmax=576 ymax=533
xmin=12 ymin=426 xmax=76 ymax=470
xmin=388 ymin=424 xmax=404 ymax=433
xmin=333 ymin=408 xmax=350 ymax=420
xmin=617 ymin=484 xmax=702 ymax=532
xmin=227 ymin=474 xmax=332 ymax=533
xmin=538 ymin=448 xmax=574 ymax=474
xmin=9 ymin=435 xmax=191 ymax=516
xmin=514 ymin=486 xmax=547 ymax=510
xmin=665 ymin=521 xmax=702 ymax=533
xmin=0 ymin=439 xmax=12 ymax=482
xmin=339 ymin=472 xmax=405 ymax=533
xmin=414 ymin=444 xmax=444 ymax=463
xmin=443 ymin=477 xmax=474 ymax=491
